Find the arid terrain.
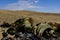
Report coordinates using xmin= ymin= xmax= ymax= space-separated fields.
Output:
xmin=0 ymin=10 xmax=60 ymax=39
xmin=0 ymin=10 xmax=60 ymax=24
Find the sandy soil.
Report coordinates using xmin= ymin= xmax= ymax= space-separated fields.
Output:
xmin=0 ymin=10 xmax=60 ymax=39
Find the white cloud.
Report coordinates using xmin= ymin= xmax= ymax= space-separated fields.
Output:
xmin=34 ymin=0 xmax=39 ymax=3
xmin=4 ymin=0 xmax=44 ymax=10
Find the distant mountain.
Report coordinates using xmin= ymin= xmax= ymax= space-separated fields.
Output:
xmin=0 ymin=10 xmax=60 ymax=24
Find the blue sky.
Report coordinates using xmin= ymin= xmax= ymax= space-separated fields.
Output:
xmin=0 ymin=0 xmax=60 ymax=13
